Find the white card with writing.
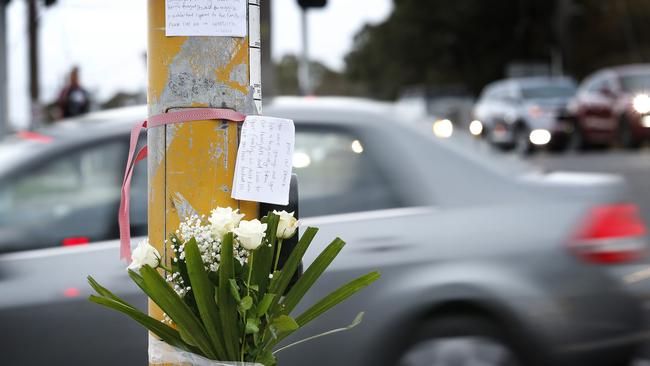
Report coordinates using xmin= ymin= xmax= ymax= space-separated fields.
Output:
xmin=166 ymin=0 xmax=247 ymax=37
xmin=232 ymin=116 xmax=295 ymax=205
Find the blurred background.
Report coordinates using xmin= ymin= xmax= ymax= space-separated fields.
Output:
xmin=3 ymin=1 xmax=650 ymax=365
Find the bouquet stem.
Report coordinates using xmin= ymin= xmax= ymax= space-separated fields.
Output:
xmin=273 ymin=239 xmax=284 ymax=273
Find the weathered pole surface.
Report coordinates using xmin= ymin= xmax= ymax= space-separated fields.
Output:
xmin=147 ymin=1 xmax=261 ymax=363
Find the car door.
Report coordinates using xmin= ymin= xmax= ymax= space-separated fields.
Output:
xmin=0 ymin=137 xmax=128 ymax=253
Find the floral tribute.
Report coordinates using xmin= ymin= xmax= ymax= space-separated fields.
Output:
xmin=88 ymin=208 xmax=380 ymax=365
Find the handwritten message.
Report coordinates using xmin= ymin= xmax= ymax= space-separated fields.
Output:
xmin=166 ymin=0 xmax=247 ymax=37
xmin=232 ymin=116 xmax=295 ymax=205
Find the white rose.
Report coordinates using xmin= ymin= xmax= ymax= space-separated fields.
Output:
xmin=128 ymin=239 xmax=161 ymax=271
xmin=209 ymin=207 xmax=245 ymax=240
xmin=233 ymin=219 xmax=268 ymax=251
xmin=273 ymin=210 xmax=299 ymax=239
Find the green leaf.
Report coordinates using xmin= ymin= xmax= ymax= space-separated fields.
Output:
xmin=268 ymin=227 xmax=319 ymax=301
xmin=270 ymin=315 xmax=299 ymax=334
xmin=87 ymin=276 xmax=135 ymax=308
xmin=269 ymin=271 xmax=380 ymax=348
xmin=251 ymin=214 xmax=280 ymax=294
xmin=229 ymin=279 xmax=242 ymax=302
xmin=246 ymin=317 xmax=260 ymax=334
xmin=88 ymin=295 xmax=197 ymax=354
xmin=257 ymin=293 xmax=276 ymax=317
xmin=184 ymin=238 xmax=228 ymax=360
xmin=217 ymin=232 xmax=241 ymax=361
xmin=273 ymin=312 xmax=365 ymax=355
xmin=295 ymin=271 xmax=380 ymax=327
xmin=240 ymin=295 xmax=253 ymax=311
xmin=278 ymin=237 xmax=344 ymax=315
xmin=256 ymin=349 xmax=277 ymax=366
xmin=133 ymin=266 xmax=217 ymax=359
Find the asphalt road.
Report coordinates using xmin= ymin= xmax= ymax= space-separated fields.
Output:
xmin=529 ymin=148 xmax=650 ymax=366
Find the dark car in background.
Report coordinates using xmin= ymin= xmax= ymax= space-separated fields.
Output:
xmin=1 ymin=99 xmax=650 ymax=366
xmin=568 ymin=64 xmax=650 ymax=149
xmin=473 ymin=77 xmax=577 ymax=154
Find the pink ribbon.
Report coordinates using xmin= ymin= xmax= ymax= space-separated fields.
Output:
xmin=119 ymin=108 xmax=247 ymax=262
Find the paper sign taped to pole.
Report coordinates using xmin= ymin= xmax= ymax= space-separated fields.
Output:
xmin=166 ymin=0 xmax=247 ymax=37
xmin=232 ymin=116 xmax=295 ymax=205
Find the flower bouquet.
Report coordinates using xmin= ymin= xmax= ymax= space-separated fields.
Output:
xmin=88 ymin=208 xmax=380 ymax=365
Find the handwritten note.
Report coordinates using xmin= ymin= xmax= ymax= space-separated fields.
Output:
xmin=232 ymin=116 xmax=295 ymax=205
xmin=166 ymin=0 xmax=247 ymax=37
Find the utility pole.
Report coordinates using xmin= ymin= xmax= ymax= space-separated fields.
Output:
xmin=261 ymin=0 xmax=275 ymax=99
xmin=296 ymin=0 xmax=326 ymax=96
xmin=146 ymin=1 xmax=260 ymax=356
xmin=27 ymin=0 xmax=39 ymax=129
xmin=0 ymin=0 xmax=8 ymax=139
xmin=298 ymin=8 xmax=311 ymax=95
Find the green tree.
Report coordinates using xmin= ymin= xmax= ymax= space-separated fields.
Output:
xmin=345 ymin=0 xmax=650 ymax=100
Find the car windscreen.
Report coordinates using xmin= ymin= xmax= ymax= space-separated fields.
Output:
xmin=620 ymin=73 xmax=650 ymax=93
xmin=521 ymin=85 xmax=576 ymax=99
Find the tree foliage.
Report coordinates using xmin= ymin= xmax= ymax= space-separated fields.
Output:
xmin=345 ymin=0 xmax=650 ymax=100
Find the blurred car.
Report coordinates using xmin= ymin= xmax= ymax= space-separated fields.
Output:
xmin=1 ymin=98 xmax=649 ymax=366
xmin=568 ymin=64 xmax=650 ymax=149
xmin=473 ymin=77 xmax=577 ymax=153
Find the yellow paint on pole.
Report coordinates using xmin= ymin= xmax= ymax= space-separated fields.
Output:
xmin=147 ymin=1 xmax=260 ymax=363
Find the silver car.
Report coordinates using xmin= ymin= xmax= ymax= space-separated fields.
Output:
xmin=0 ymin=98 xmax=648 ymax=366
xmin=473 ymin=77 xmax=577 ymax=153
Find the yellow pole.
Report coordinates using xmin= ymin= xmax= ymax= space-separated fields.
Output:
xmin=147 ymin=1 xmax=260 ymax=363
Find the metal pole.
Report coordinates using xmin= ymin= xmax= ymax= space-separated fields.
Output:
xmin=27 ymin=0 xmax=39 ymax=129
xmin=261 ymin=0 xmax=275 ymax=99
xmin=146 ymin=2 xmax=260 ymax=362
xmin=0 ymin=1 xmax=8 ymax=138
xmin=298 ymin=8 xmax=312 ymax=96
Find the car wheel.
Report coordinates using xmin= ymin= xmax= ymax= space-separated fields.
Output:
xmin=619 ymin=116 xmax=641 ymax=149
xmin=514 ymin=125 xmax=533 ymax=156
xmin=396 ymin=315 xmax=525 ymax=366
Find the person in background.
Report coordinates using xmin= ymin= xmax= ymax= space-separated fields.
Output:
xmin=57 ymin=66 xmax=90 ymax=119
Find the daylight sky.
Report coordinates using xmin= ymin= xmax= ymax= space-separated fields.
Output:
xmin=6 ymin=0 xmax=392 ymax=128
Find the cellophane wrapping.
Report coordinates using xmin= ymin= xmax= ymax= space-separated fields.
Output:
xmin=149 ymin=337 xmax=263 ymax=366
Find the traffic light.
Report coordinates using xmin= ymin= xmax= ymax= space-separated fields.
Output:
xmin=44 ymin=0 xmax=56 ymax=6
xmin=297 ymin=0 xmax=326 ymax=9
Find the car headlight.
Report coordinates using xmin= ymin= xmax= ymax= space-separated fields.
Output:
xmin=633 ymin=94 xmax=650 ymax=114
xmin=433 ymin=119 xmax=453 ymax=138
xmin=529 ymin=129 xmax=551 ymax=145
xmin=469 ymin=120 xmax=483 ymax=136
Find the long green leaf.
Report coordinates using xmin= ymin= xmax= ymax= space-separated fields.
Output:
xmin=217 ymin=232 xmax=240 ymax=360
xmin=88 ymin=275 xmax=135 ymax=308
xmin=278 ymin=237 xmax=344 ymax=315
xmin=268 ymin=227 xmax=318 ymax=301
xmin=184 ymin=238 xmax=228 ymax=360
xmin=88 ymin=295 xmax=196 ymax=353
xmin=295 ymin=271 xmax=380 ymax=327
xmin=272 ymin=312 xmax=364 ymax=355
xmin=135 ymin=266 xmax=217 ymax=359
xmin=251 ymin=214 xmax=279 ymax=294
xmin=269 ymin=271 xmax=380 ymax=348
